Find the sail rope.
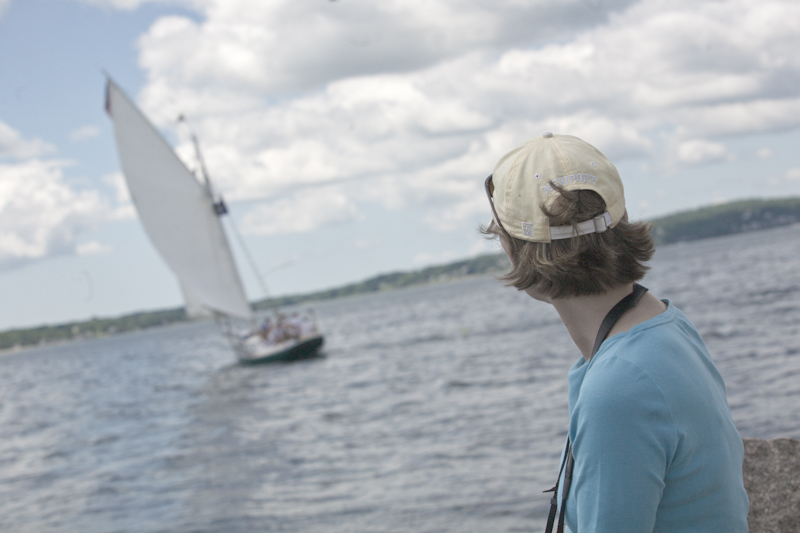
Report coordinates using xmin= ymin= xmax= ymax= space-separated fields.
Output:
xmin=225 ymin=216 xmax=272 ymax=302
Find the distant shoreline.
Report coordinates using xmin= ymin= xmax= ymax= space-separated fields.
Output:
xmin=3 ymin=196 xmax=799 ymax=352
xmin=649 ymin=197 xmax=800 ymax=245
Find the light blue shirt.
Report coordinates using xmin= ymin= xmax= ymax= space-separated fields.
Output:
xmin=563 ymin=301 xmax=749 ymax=532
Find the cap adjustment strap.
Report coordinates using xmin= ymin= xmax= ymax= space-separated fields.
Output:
xmin=548 ymin=211 xmax=613 ymax=240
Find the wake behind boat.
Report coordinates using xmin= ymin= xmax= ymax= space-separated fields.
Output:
xmin=104 ymin=78 xmax=324 ymax=364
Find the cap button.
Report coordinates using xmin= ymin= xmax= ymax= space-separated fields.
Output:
xmin=542 ymin=132 xmax=553 ymax=138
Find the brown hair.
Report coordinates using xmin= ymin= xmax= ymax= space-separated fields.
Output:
xmin=482 ymin=185 xmax=655 ymax=299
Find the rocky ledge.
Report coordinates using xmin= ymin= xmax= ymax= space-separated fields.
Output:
xmin=743 ymin=438 xmax=800 ymax=533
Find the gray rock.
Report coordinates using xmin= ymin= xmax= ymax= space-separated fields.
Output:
xmin=743 ymin=438 xmax=800 ymax=533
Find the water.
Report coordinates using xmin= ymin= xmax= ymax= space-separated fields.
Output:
xmin=1 ymin=224 xmax=799 ymax=532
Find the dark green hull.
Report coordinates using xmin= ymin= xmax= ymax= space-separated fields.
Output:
xmin=237 ymin=335 xmax=324 ymax=365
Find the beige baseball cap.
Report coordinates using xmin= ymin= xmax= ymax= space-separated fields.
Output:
xmin=487 ymin=133 xmax=625 ymax=243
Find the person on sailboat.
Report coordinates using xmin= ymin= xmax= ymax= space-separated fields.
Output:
xmin=298 ymin=313 xmax=316 ymax=338
xmin=259 ymin=317 xmax=272 ymax=339
xmin=482 ymin=133 xmax=748 ymax=532
xmin=285 ymin=313 xmax=302 ymax=339
xmin=267 ymin=314 xmax=286 ymax=344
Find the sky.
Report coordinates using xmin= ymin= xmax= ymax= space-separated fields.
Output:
xmin=1 ymin=0 xmax=800 ymax=331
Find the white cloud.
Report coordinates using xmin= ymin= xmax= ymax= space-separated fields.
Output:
xmin=122 ymin=0 xmax=800 ymax=237
xmin=0 ymin=120 xmax=53 ymax=159
xmin=239 ymin=186 xmax=361 ymax=235
xmin=101 ymin=172 xmax=137 ymax=220
xmin=136 ymin=0 xmax=638 ymax=104
xmin=102 ymin=172 xmax=131 ymax=204
xmin=76 ymin=0 xmax=176 ymax=10
xmin=0 ymin=160 xmax=110 ymax=269
xmin=756 ymin=147 xmax=774 ymax=158
xmin=77 ymin=241 xmax=112 ymax=255
xmin=353 ymin=238 xmax=377 ymax=250
xmin=679 ymin=98 xmax=800 ymax=138
xmin=786 ymin=168 xmax=800 ymax=182
xmin=676 ymin=139 xmax=731 ymax=166
xmin=69 ymin=125 xmax=101 ymax=142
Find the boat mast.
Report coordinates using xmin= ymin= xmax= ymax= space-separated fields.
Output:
xmin=192 ymin=131 xmax=213 ymax=195
xmin=179 ymin=115 xmax=228 ymax=215
xmin=177 ymin=114 xmax=271 ymax=302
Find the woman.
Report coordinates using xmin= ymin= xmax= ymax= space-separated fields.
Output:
xmin=483 ymin=133 xmax=749 ymax=532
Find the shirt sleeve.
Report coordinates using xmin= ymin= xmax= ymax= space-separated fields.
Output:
xmin=567 ymin=357 xmax=678 ymax=533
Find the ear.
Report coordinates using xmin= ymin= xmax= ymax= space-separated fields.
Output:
xmin=622 ymin=209 xmax=629 ymax=223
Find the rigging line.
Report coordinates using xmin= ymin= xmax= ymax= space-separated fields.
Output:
xmin=226 ymin=216 xmax=272 ymax=302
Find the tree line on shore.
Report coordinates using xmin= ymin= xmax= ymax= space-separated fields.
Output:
xmin=3 ymin=197 xmax=799 ymax=351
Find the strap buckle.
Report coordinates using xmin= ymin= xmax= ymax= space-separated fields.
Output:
xmin=592 ymin=211 xmax=612 ymax=233
xmin=549 ymin=211 xmax=613 ymax=240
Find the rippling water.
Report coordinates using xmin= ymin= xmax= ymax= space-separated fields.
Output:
xmin=1 ymin=224 xmax=799 ymax=532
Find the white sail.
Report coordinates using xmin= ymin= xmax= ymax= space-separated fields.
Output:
xmin=106 ymin=80 xmax=253 ymax=321
xmin=180 ymin=282 xmax=215 ymax=320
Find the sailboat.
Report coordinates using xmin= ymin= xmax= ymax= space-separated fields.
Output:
xmin=104 ymin=78 xmax=324 ymax=364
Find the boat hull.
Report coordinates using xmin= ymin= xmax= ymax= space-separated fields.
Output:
xmin=236 ymin=334 xmax=324 ymax=365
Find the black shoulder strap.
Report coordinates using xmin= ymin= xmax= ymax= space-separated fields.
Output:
xmin=590 ymin=283 xmax=648 ymax=358
xmin=543 ymin=439 xmax=572 ymax=533
xmin=543 ymin=283 xmax=648 ymax=533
